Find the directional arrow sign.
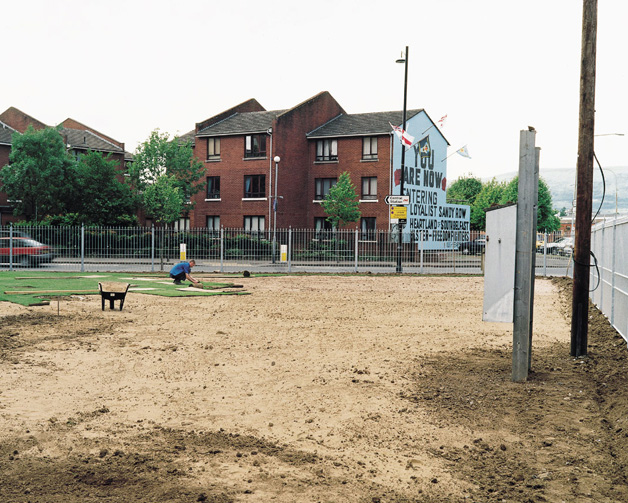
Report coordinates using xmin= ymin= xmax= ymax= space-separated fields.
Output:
xmin=385 ymin=195 xmax=410 ymax=205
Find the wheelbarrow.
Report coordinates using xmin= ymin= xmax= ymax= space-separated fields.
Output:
xmin=98 ymin=282 xmax=130 ymax=311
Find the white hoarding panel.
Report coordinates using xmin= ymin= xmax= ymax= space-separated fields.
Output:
xmin=483 ymin=204 xmax=517 ymax=322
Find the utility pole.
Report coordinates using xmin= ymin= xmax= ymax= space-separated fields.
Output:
xmin=571 ymin=0 xmax=598 ymax=357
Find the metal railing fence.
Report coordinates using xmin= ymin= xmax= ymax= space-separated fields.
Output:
xmin=0 ymin=224 xmax=578 ymax=276
xmin=1 ymin=224 xmax=487 ymax=274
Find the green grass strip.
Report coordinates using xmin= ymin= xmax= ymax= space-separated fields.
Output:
xmin=0 ymin=271 xmax=249 ymax=306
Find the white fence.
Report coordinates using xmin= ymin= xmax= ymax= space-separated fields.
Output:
xmin=589 ymin=215 xmax=628 ymax=342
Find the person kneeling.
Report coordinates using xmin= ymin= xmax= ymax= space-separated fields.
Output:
xmin=169 ymin=259 xmax=200 ymax=285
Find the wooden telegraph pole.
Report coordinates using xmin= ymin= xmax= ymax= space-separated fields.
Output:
xmin=571 ymin=0 xmax=598 ymax=357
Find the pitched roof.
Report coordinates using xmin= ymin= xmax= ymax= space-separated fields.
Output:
xmin=177 ymin=130 xmax=196 ymax=145
xmin=307 ymin=110 xmax=423 ymax=138
xmin=0 ymin=124 xmax=15 ymax=145
xmin=62 ymin=128 xmax=124 ymax=153
xmin=197 ymin=110 xmax=287 ymax=137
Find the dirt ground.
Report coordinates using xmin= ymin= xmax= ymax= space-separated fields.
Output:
xmin=1 ymin=275 xmax=627 ymax=503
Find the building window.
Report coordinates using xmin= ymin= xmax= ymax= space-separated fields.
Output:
xmin=361 ymin=177 xmax=377 ymax=200
xmin=206 ymin=176 xmax=220 ymax=199
xmin=206 ymin=215 xmax=220 ymax=231
xmin=244 ymin=175 xmax=266 ymax=198
xmin=360 ymin=217 xmax=376 ymax=241
xmin=314 ymin=217 xmax=333 ymax=237
xmin=244 ymin=216 xmax=265 ymax=234
xmin=245 ymin=134 xmax=266 ymax=158
xmin=173 ymin=218 xmax=190 ymax=231
xmin=362 ymin=137 xmax=377 ymax=160
xmin=316 ymin=139 xmax=338 ymax=161
xmin=207 ymin=138 xmax=220 ymax=159
xmin=315 ymin=178 xmax=337 ymax=200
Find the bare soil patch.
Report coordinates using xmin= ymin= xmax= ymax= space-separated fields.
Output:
xmin=1 ymin=275 xmax=626 ymax=502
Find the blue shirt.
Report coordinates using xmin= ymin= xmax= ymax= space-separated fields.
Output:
xmin=170 ymin=262 xmax=191 ymax=276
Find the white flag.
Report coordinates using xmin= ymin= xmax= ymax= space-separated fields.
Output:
xmin=456 ymin=145 xmax=471 ymax=158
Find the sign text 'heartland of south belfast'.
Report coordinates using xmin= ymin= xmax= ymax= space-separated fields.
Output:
xmin=391 ymin=112 xmax=470 ymax=250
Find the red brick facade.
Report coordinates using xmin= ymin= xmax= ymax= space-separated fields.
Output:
xmin=190 ymin=92 xmax=347 ymax=229
xmin=0 ymin=107 xmax=48 ymax=133
xmin=307 ymin=135 xmax=393 ymax=230
xmin=189 ymin=92 xmax=401 ymax=231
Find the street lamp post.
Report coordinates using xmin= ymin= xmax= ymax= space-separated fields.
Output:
xmin=396 ymin=46 xmax=409 ymax=273
xmin=272 ymin=155 xmax=280 ymax=263
xmin=606 ymin=168 xmax=618 ymax=216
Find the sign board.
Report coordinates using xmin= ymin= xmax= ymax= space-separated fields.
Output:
xmin=280 ymin=244 xmax=287 ymax=262
xmin=179 ymin=243 xmax=186 ymax=261
xmin=391 ymin=111 xmax=470 ymax=249
xmin=390 ymin=206 xmax=407 ymax=220
xmin=385 ymin=195 xmax=410 ymax=205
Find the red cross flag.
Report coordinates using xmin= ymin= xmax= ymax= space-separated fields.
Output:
xmin=390 ymin=122 xmax=415 ymax=148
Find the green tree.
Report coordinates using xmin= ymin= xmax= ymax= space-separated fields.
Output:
xmin=320 ymin=172 xmax=361 ymax=228
xmin=0 ymin=126 xmax=76 ymax=221
xmin=446 ymin=174 xmax=483 ymax=206
xmin=471 ymin=178 xmax=506 ymax=230
xmin=142 ymin=175 xmax=184 ymax=226
xmin=65 ymin=151 xmax=137 ymax=226
xmin=129 ymin=130 xmax=205 ymax=218
xmin=500 ymin=176 xmax=561 ymax=232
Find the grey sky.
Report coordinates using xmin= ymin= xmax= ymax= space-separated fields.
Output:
xmin=3 ymin=0 xmax=626 ymax=181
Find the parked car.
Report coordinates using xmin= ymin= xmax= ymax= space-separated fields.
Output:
xmin=0 ymin=230 xmax=31 ymax=238
xmin=459 ymin=237 xmax=486 ymax=255
xmin=546 ymin=237 xmax=574 ymax=255
xmin=0 ymin=237 xmax=55 ymax=266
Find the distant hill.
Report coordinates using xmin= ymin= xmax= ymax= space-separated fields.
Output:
xmin=490 ymin=166 xmax=628 ymax=215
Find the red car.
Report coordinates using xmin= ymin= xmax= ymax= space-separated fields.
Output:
xmin=0 ymin=237 xmax=55 ymax=267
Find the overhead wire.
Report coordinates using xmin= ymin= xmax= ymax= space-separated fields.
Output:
xmin=571 ymin=151 xmax=606 ymax=291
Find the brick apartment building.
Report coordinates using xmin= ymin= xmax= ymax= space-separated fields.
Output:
xmin=0 ymin=107 xmax=132 ymax=224
xmin=1 ymin=96 xmax=451 ymax=236
xmin=189 ymin=91 xmax=447 ymax=235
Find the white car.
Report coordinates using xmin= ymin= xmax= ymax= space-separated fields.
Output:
xmin=546 ymin=237 xmax=574 ymax=255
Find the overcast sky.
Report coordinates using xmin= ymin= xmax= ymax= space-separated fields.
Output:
xmin=2 ymin=0 xmax=627 ymax=181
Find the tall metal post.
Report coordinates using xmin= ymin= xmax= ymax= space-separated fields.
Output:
xmin=272 ymin=156 xmax=280 ymax=263
xmin=151 ymin=224 xmax=155 ymax=272
xmin=571 ymin=0 xmax=598 ymax=357
xmin=80 ymin=224 xmax=85 ymax=273
xmin=396 ymin=46 xmax=409 ymax=273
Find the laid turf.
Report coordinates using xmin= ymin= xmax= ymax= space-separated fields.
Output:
xmin=0 ymin=271 xmax=249 ymax=306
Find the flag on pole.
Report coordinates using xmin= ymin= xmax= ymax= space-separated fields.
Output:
xmin=437 ymin=114 xmax=447 ymax=128
xmin=389 ymin=122 xmax=415 ymax=148
xmin=456 ymin=145 xmax=471 ymax=158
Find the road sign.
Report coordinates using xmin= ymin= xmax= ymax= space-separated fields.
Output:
xmin=385 ymin=195 xmax=410 ymax=205
xmin=390 ymin=206 xmax=408 ymax=220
